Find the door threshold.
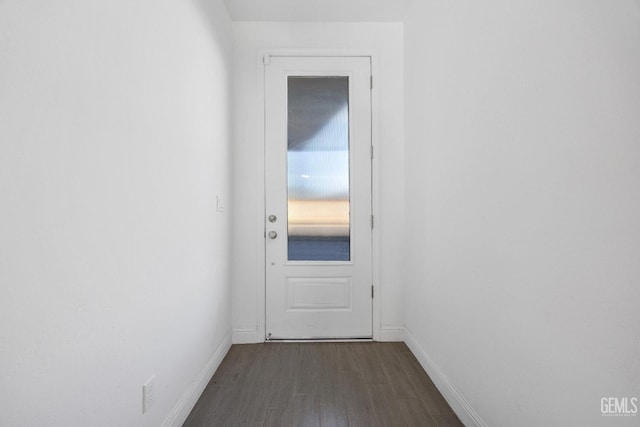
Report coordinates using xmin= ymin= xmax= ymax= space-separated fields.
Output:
xmin=265 ymin=337 xmax=374 ymax=343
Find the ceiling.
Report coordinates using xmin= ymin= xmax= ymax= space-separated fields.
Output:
xmin=223 ymin=0 xmax=414 ymax=22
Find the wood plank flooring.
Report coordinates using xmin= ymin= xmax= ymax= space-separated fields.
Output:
xmin=183 ymin=342 xmax=463 ymax=427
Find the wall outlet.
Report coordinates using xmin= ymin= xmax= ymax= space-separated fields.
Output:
xmin=142 ymin=375 xmax=155 ymax=414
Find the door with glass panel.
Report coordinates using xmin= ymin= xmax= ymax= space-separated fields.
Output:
xmin=264 ymin=56 xmax=372 ymax=339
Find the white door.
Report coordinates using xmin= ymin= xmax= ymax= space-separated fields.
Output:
xmin=264 ymin=56 xmax=373 ymax=340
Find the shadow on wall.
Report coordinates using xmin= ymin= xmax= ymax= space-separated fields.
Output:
xmin=192 ymin=0 xmax=234 ymax=57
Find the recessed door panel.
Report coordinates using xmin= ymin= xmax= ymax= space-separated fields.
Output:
xmin=286 ymin=277 xmax=352 ymax=311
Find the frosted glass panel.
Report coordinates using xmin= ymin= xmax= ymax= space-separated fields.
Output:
xmin=287 ymin=77 xmax=350 ymax=261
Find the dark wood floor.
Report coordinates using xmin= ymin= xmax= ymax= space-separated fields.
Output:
xmin=183 ymin=342 xmax=463 ymax=427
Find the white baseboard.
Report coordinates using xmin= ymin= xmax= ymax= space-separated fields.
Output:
xmin=232 ymin=328 xmax=261 ymax=344
xmin=403 ymin=328 xmax=487 ymax=427
xmin=161 ymin=330 xmax=232 ymax=427
xmin=380 ymin=326 xmax=405 ymax=342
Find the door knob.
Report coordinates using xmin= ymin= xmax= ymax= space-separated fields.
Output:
xmin=268 ymin=231 xmax=278 ymax=239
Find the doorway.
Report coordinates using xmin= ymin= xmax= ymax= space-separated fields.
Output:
xmin=264 ymin=56 xmax=373 ymax=339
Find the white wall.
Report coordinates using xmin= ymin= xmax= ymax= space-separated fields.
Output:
xmin=0 ymin=1 xmax=233 ymax=426
xmin=404 ymin=1 xmax=640 ymax=426
xmin=231 ymin=22 xmax=405 ymax=342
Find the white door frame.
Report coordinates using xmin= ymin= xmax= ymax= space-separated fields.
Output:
xmin=255 ymin=49 xmax=382 ymax=342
